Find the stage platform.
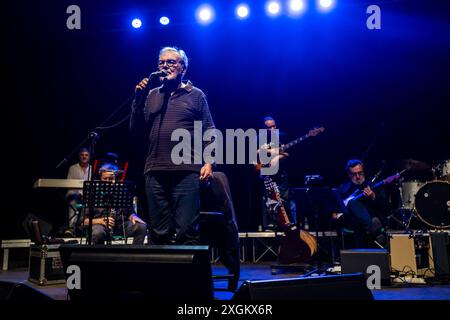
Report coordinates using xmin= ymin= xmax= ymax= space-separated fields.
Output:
xmin=1 ymin=263 xmax=449 ymax=301
xmin=2 ymin=231 xmax=339 ymax=270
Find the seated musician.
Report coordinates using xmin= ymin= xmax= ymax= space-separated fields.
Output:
xmin=336 ymin=159 xmax=390 ymax=247
xmin=82 ymin=163 xmax=147 ymax=245
xmin=259 ymin=116 xmax=296 ymax=231
xmin=65 ymin=147 xmax=91 ymax=237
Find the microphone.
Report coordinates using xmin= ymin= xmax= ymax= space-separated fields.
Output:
xmin=135 ymin=70 xmax=168 ymax=102
xmin=149 ymin=70 xmax=168 ymax=78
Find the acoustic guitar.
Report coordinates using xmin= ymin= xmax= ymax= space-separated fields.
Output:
xmin=263 ymin=175 xmax=318 ymax=264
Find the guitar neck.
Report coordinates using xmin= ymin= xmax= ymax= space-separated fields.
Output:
xmin=281 ymin=134 xmax=309 ymax=152
xmin=352 ymin=174 xmax=398 ymax=201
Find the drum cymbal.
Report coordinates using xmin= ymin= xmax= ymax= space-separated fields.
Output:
xmin=398 ymin=159 xmax=432 ymax=171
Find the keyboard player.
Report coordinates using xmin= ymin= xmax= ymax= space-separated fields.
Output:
xmin=65 ymin=148 xmax=91 ymax=236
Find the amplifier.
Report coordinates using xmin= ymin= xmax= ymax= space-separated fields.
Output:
xmin=388 ymin=233 xmax=434 ymax=278
xmin=340 ymin=249 xmax=391 ymax=286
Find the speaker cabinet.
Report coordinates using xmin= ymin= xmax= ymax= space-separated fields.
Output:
xmin=232 ymin=273 xmax=373 ymax=300
xmin=59 ymin=244 xmax=214 ymax=301
xmin=429 ymin=232 xmax=450 ymax=278
xmin=341 ymin=249 xmax=391 ymax=286
xmin=0 ymin=281 xmax=53 ymax=301
xmin=389 ymin=233 xmax=434 ymax=277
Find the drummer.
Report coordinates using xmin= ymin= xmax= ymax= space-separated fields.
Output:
xmin=434 ymin=159 xmax=450 ymax=182
xmin=337 ymin=159 xmax=391 ymax=248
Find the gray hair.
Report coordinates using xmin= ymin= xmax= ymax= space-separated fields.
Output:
xmin=159 ymin=46 xmax=189 ymax=70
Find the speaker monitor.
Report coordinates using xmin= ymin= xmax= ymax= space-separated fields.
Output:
xmin=232 ymin=273 xmax=374 ymax=300
xmin=340 ymin=249 xmax=391 ymax=286
xmin=59 ymin=244 xmax=214 ymax=301
xmin=0 ymin=281 xmax=53 ymax=301
xmin=429 ymin=232 xmax=450 ymax=278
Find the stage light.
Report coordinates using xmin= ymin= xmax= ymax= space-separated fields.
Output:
xmin=131 ymin=18 xmax=142 ymax=29
xmin=317 ymin=0 xmax=336 ymax=12
xmin=196 ymin=4 xmax=215 ymax=25
xmin=159 ymin=16 xmax=170 ymax=25
xmin=288 ymin=0 xmax=306 ymax=16
xmin=236 ymin=4 xmax=250 ymax=19
xmin=266 ymin=1 xmax=281 ymax=17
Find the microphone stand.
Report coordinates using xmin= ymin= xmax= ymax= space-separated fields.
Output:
xmin=361 ymin=123 xmax=384 ymax=163
xmin=54 ymin=71 xmax=164 ymax=245
xmin=54 ymin=92 xmax=137 ymax=245
xmin=86 ymin=131 xmax=98 ymax=245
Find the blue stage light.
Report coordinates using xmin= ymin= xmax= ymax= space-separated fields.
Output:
xmin=288 ymin=0 xmax=306 ymax=16
xmin=318 ymin=0 xmax=336 ymax=12
xmin=266 ymin=1 xmax=281 ymax=17
xmin=159 ymin=16 xmax=170 ymax=25
xmin=196 ymin=4 xmax=215 ymax=25
xmin=131 ymin=18 xmax=142 ymax=29
xmin=236 ymin=4 xmax=250 ymax=19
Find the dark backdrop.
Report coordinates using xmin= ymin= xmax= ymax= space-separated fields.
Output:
xmin=3 ymin=0 xmax=450 ymax=238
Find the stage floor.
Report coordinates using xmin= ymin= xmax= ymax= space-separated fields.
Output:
xmin=1 ymin=263 xmax=449 ymax=300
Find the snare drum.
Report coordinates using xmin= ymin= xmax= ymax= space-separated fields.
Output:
xmin=415 ymin=181 xmax=450 ymax=229
xmin=399 ymin=180 xmax=425 ymax=210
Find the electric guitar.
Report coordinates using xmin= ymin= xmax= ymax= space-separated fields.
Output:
xmin=343 ymin=171 xmax=404 ymax=206
xmin=263 ymin=175 xmax=318 ymax=264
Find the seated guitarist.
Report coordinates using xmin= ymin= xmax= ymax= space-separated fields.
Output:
xmin=259 ymin=116 xmax=296 ymax=231
xmin=337 ymin=159 xmax=390 ymax=247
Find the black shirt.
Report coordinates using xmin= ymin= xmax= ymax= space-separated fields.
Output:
xmin=131 ymin=80 xmax=215 ymax=173
xmin=337 ymin=181 xmax=390 ymax=219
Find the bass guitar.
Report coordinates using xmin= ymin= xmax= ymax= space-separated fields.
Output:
xmin=343 ymin=171 xmax=404 ymax=206
xmin=255 ymin=126 xmax=325 ymax=171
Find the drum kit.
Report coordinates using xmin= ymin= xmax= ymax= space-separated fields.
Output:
xmin=396 ymin=159 xmax=450 ymax=230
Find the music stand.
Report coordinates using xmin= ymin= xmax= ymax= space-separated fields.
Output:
xmin=294 ymin=187 xmax=344 ymax=263
xmin=82 ymin=180 xmax=135 ymax=245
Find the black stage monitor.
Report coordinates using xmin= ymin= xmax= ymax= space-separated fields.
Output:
xmin=59 ymin=244 xmax=213 ymax=301
xmin=232 ymin=273 xmax=374 ymax=300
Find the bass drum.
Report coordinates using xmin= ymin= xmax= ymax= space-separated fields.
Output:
xmin=415 ymin=181 xmax=450 ymax=229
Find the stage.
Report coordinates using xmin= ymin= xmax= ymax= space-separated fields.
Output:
xmin=1 ymin=263 xmax=449 ymax=301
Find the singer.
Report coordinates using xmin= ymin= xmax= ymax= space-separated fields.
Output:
xmin=130 ymin=46 xmax=216 ymax=245
xmin=336 ymin=159 xmax=390 ymax=248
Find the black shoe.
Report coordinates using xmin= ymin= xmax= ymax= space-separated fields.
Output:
xmin=64 ymin=229 xmax=75 ymax=238
xmin=228 ymin=276 xmax=239 ymax=292
xmin=263 ymin=224 xmax=276 ymax=231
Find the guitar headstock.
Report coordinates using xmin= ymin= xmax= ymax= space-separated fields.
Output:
xmin=307 ymin=126 xmax=325 ymax=137
xmin=384 ymin=172 xmax=402 ymax=184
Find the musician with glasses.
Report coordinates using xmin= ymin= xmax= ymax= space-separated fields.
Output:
xmin=82 ymin=163 xmax=147 ymax=245
xmin=130 ymin=46 xmax=215 ymax=245
xmin=337 ymin=159 xmax=390 ymax=247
